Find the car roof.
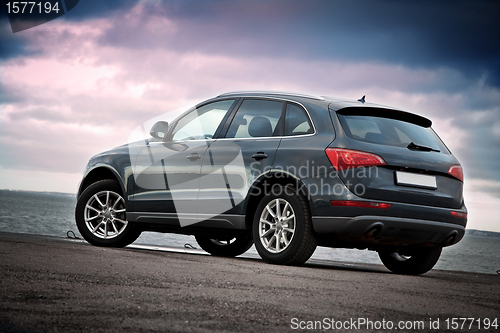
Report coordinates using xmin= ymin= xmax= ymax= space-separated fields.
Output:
xmin=216 ymin=91 xmax=431 ymax=126
xmin=217 ymin=91 xmax=394 ymax=109
xmin=217 ymin=91 xmax=326 ymax=101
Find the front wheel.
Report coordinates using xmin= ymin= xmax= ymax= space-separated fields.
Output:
xmin=195 ymin=235 xmax=253 ymax=257
xmin=253 ymin=185 xmax=317 ymax=265
xmin=378 ymin=247 xmax=442 ymax=275
xmin=75 ymin=180 xmax=141 ymax=247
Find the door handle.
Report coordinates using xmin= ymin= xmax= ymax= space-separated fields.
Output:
xmin=187 ymin=153 xmax=201 ymax=161
xmin=252 ymin=152 xmax=268 ymax=160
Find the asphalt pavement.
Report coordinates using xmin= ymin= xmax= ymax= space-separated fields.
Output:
xmin=0 ymin=232 xmax=498 ymax=333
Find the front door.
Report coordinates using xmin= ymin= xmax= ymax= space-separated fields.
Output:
xmin=130 ymin=99 xmax=237 ymax=227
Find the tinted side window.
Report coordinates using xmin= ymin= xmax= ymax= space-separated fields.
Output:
xmin=285 ymin=103 xmax=313 ymax=136
xmin=172 ymin=99 xmax=235 ymax=141
xmin=225 ymin=99 xmax=283 ymax=138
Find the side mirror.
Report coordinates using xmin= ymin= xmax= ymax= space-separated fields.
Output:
xmin=150 ymin=121 xmax=169 ymax=141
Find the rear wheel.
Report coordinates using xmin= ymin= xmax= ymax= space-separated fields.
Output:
xmin=253 ymin=185 xmax=317 ymax=265
xmin=195 ymin=235 xmax=253 ymax=257
xmin=378 ymin=247 xmax=442 ymax=275
xmin=75 ymin=180 xmax=141 ymax=247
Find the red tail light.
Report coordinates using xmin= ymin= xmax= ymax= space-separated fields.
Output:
xmin=451 ymin=211 xmax=467 ymax=219
xmin=447 ymin=165 xmax=464 ymax=182
xmin=330 ymin=200 xmax=392 ymax=209
xmin=325 ymin=148 xmax=386 ymax=170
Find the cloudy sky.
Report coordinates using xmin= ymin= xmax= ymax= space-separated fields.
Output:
xmin=0 ymin=0 xmax=499 ymax=232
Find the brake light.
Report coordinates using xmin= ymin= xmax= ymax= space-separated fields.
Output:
xmin=330 ymin=200 xmax=392 ymax=209
xmin=325 ymin=148 xmax=386 ymax=170
xmin=447 ymin=165 xmax=464 ymax=182
xmin=451 ymin=211 xmax=467 ymax=219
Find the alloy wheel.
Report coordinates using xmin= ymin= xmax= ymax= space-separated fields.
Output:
xmin=258 ymin=198 xmax=296 ymax=253
xmin=84 ymin=190 xmax=128 ymax=239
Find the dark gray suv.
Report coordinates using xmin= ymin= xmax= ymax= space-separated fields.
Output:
xmin=76 ymin=91 xmax=467 ymax=275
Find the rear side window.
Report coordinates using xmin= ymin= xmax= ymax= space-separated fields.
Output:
xmin=285 ymin=103 xmax=313 ymax=136
xmin=225 ymin=99 xmax=283 ymax=138
xmin=337 ymin=114 xmax=449 ymax=153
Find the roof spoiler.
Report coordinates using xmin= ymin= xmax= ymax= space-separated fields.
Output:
xmin=335 ymin=107 xmax=432 ymax=127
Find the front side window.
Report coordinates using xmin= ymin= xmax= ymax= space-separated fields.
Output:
xmin=225 ymin=99 xmax=283 ymax=138
xmin=172 ymin=99 xmax=235 ymax=141
xmin=284 ymin=103 xmax=313 ymax=136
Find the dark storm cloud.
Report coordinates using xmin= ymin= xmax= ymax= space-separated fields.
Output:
xmin=60 ymin=0 xmax=140 ymax=21
xmin=96 ymin=0 xmax=500 ymax=89
xmin=316 ymin=0 xmax=500 ymax=88
xmin=451 ymin=109 xmax=500 ymax=181
xmin=0 ymin=18 xmax=35 ymax=60
xmin=3 ymin=0 xmax=499 ymax=89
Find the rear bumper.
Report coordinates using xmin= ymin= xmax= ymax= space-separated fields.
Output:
xmin=312 ymin=215 xmax=465 ymax=248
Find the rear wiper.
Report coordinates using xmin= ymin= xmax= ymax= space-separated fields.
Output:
xmin=407 ymin=141 xmax=440 ymax=152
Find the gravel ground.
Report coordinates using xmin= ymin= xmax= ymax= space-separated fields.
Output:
xmin=0 ymin=232 xmax=498 ymax=333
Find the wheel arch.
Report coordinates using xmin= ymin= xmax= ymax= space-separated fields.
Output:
xmin=244 ymin=171 xmax=312 ymax=230
xmin=78 ymin=165 xmax=124 ymax=199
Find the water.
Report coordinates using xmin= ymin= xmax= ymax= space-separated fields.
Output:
xmin=1 ymin=189 xmax=498 ymax=275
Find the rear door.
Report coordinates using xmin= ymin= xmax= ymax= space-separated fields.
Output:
xmin=330 ymin=107 xmax=463 ymax=209
xmin=197 ymin=98 xmax=284 ymax=217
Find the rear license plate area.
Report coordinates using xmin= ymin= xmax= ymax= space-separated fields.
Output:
xmin=395 ymin=171 xmax=437 ymax=190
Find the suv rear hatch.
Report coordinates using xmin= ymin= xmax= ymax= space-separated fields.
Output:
xmin=328 ymin=107 xmax=464 ymax=209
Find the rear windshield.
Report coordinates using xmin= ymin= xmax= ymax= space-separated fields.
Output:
xmin=337 ymin=114 xmax=449 ymax=153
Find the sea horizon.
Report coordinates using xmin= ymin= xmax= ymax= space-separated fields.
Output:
xmin=1 ymin=189 xmax=498 ymax=275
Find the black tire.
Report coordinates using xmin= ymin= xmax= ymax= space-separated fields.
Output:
xmin=75 ymin=180 xmax=141 ymax=247
xmin=195 ymin=235 xmax=253 ymax=257
xmin=253 ymin=185 xmax=317 ymax=265
xmin=378 ymin=247 xmax=442 ymax=275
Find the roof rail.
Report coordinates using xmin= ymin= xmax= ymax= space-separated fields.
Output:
xmin=217 ymin=91 xmax=325 ymax=101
